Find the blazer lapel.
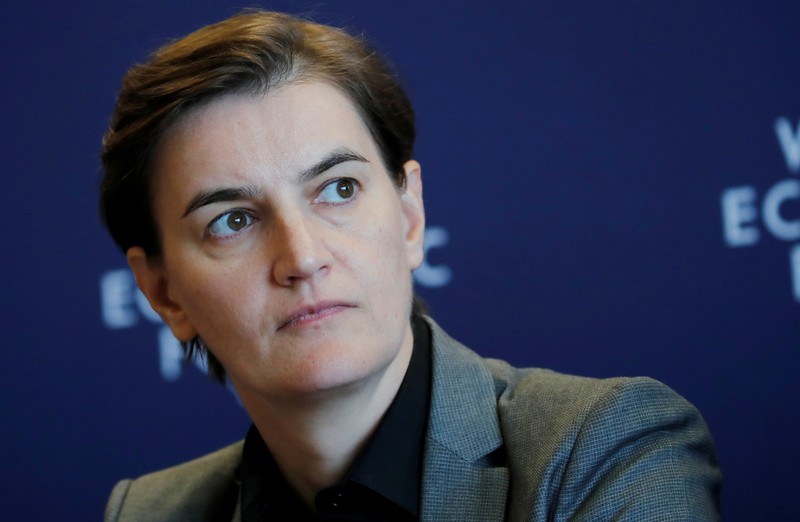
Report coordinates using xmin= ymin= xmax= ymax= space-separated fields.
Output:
xmin=420 ymin=319 xmax=510 ymax=520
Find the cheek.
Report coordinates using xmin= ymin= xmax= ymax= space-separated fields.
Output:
xmin=168 ymin=259 xmax=262 ymax=338
xmin=355 ymin=213 xmax=413 ymax=311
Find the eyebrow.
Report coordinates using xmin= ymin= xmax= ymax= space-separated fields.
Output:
xmin=297 ymin=147 xmax=369 ymax=183
xmin=181 ymin=148 xmax=369 ymax=218
xmin=182 ymin=186 xmax=262 ymax=218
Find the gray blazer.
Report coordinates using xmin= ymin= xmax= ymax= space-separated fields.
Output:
xmin=105 ymin=318 xmax=721 ymax=521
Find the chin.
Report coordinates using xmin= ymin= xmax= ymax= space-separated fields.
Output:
xmin=287 ymin=353 xmax=388 ymax=396
xmin=228 ymin=349 xmax=387 ymax=400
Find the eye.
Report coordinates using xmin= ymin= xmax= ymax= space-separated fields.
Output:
xmin=317 ymin=178 xmax=359 ymax=204
xmin=207 ymin=209 xmax=255 ymax=238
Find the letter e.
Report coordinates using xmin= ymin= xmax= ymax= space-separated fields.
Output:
xmin=100 ymin=269 xmax=138 ymax=328
xmin=721 ymin=187 xmax=759 ymax=247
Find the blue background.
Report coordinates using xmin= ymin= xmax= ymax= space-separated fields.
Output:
xmin=2 ymin=1 xmax=798 ymax=519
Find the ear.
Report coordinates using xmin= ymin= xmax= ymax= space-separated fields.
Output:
xmin=126 ymin=247 xmax=198 ymax=342
xmin=399 ymin=160 xmax=425 ymax=270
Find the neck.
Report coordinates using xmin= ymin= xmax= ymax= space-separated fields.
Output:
xmin=235 ymin=334 xmax=413 ymax=506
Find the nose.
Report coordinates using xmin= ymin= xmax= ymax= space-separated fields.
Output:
xmin=270 ymin=213 xmax=332 ymax=286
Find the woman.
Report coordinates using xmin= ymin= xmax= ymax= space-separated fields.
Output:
xmin=101 ymin=10 xmax=721 ymax=521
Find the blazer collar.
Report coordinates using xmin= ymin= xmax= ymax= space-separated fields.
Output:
xmin=420 ymin=318 xmax=509 ymax=520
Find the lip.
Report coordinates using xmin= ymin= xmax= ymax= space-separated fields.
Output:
xmin=277 ymin=301 xmax=355 ymax=331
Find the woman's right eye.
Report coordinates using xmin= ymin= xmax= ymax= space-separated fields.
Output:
xmin=207 ymin=209 xmax=255 ymax=238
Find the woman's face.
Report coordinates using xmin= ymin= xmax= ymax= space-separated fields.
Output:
xmin=130 ymin=82 xmax=425 ymax=400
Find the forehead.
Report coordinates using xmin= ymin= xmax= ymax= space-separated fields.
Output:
xmin=151 ymin=82 xmax=381 ymax=193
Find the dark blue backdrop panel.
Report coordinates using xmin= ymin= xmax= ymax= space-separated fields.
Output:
xmin=2 ymin=1 xmax=798 ymax=519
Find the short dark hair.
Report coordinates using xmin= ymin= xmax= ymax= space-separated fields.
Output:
xmin=100 ymin=10 xmax=422 ymax=382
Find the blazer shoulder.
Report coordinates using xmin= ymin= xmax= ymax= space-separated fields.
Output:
xmin=488 ymin=362 xmax=712 ymax=444
xmin=487 ymin=360 xmax=650 ymax=413
xmin=487 ymin=365 xmax=721 ymax=520
xmin=104 ymin=441 xmax=243 ymax=522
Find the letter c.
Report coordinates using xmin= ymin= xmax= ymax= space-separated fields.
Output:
xmin=414 ymin=226 xmax=452 ymax=288
xmin=763 ymin=179 xmax=800 ymax=241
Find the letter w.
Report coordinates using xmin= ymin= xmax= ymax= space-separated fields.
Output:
xmin=775 ymin=117 xmax=800 ymax=174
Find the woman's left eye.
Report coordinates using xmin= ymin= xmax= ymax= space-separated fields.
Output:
xmin=207 ymin=209 xmax=255 ymax=238
xmin=317 ymin=178 xmax=359 ymax=203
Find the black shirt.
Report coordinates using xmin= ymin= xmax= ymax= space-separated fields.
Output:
xmin=239 ymin=316 xmax=432 ymax=521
